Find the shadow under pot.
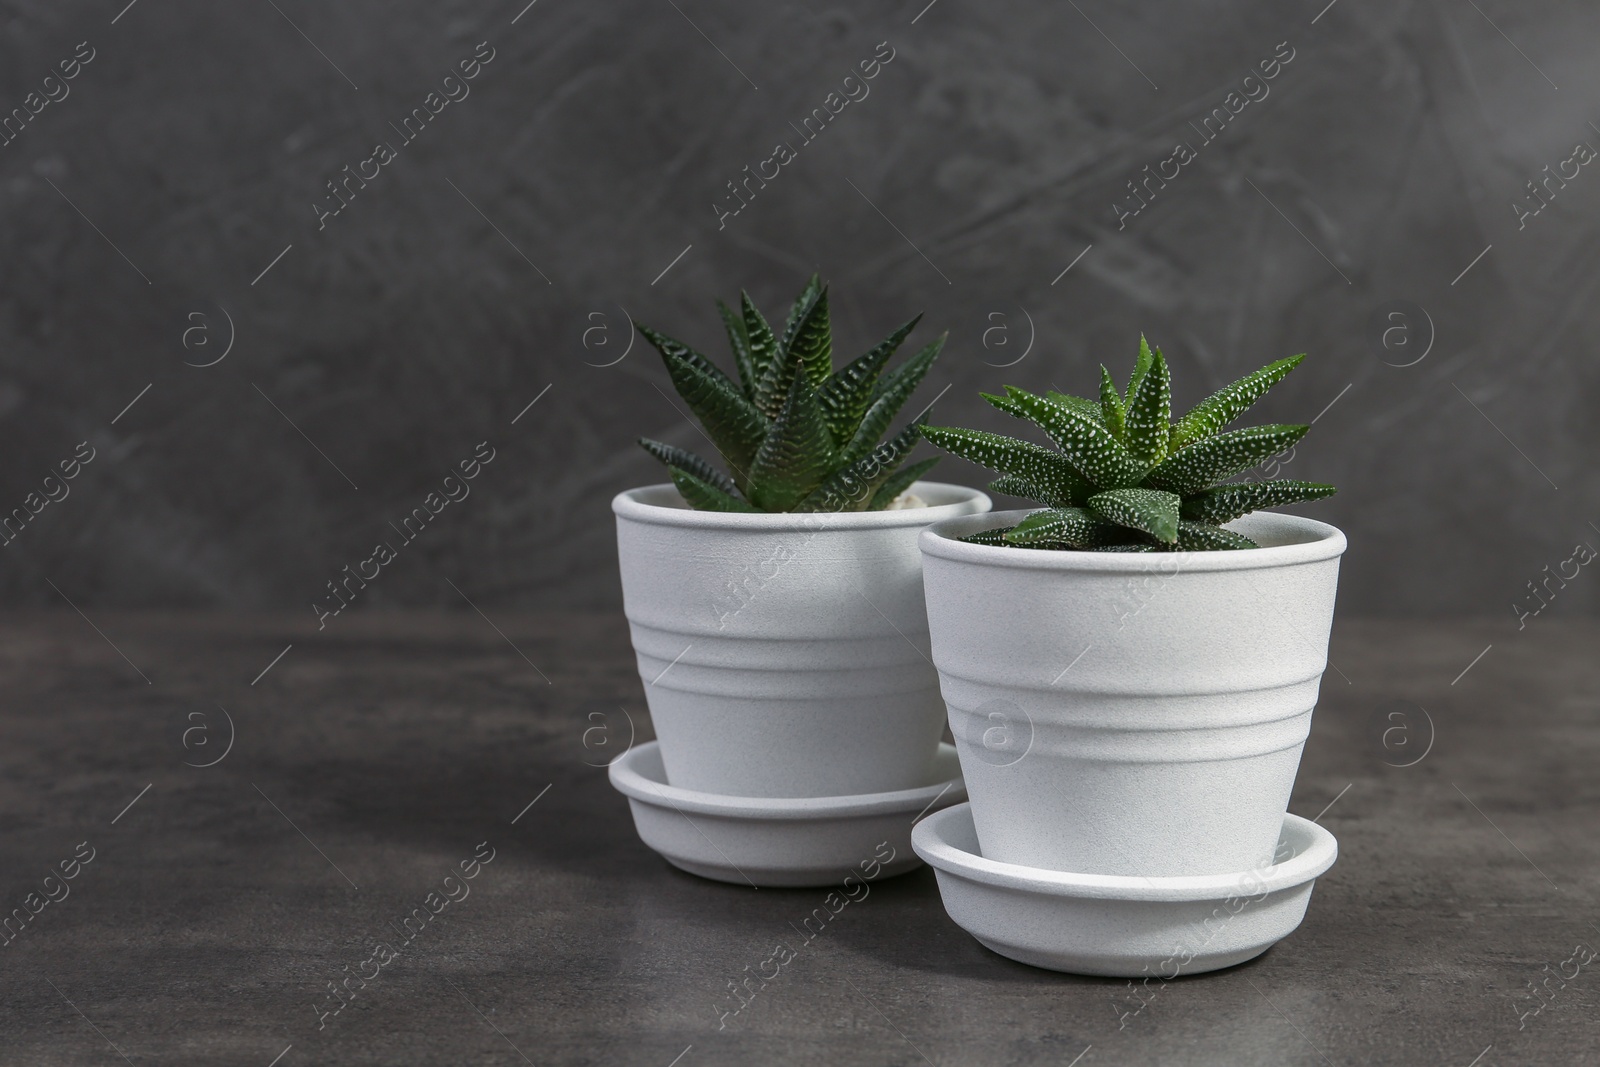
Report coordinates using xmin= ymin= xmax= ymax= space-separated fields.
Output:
xmin=613 ymin=481 xmax=991 ymax=799
xmin=918 ymin=509 xmax=1346 ymax=878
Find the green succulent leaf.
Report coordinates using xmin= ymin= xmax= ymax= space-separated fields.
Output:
xmin=871 ymin=332 xmax=945 ymax=408
xmin=1174 ymin=520 xmax=1259 ymax=551
xmin=921 ymin=425 xmax=1091 ymax=507
xmin=817 ymin=315 xmax=921 ymax=447
xmin=960 ymin=526 xmax=1017 ymax=546
xmin=1099 ymin=366 xmax=1126 ymax=440
xmin=1181 ymin=479 xmax=1338 ymax=524
xmin=637 ymin=324 xmax=741 ymax=395
xmin=643 ymin=329 xmax=768 ymax=493
xmin=741 ymin=291 xmax=780 ymax=393
xmin=716 ymin=299 xmax=758 ymax=400
xmin=669 ymin=467 xmax=759 ymax=512
xmin=800 ymin=411 xmax=926 ymax=512
xmin=638 ymin=276 xmax=942 ymax=513
xmin=782 ymin=274 xmax=822 ymax=351
xmin=843 ymin=335 xmax=944 ymax=465
xmin=1001 ymin=386 xmax=1147 ymax=489
xmin=1123 ymin=346 xmax=1172 ymax=465
xmin=1170 ymin=353 xmax=1305 ymax=450
xmin=780 ymin=281 xmax=832 ymax=389
xmin=868 ymin=456 xmax=938 ymax=511
xmin=638 ymin=437 xmax=738 ymax=496
xmin=747 ymin=374 xmax=835 ymax=511
xmin=1145 ymin=424 xmax=1309 ymax=495
xmin=1005 ymin=507 xmax=1126 ymax=548
xmin=1125 ymin=335 xmax=1156 ymax=406
xmin=1043 ymin=391 xmax=1108 ymax=426
xmin=753 ymin=345 xmax=805 ymax=424
xmin=1086 ymin=487 xmax=1182 ymax=544
xmin=991 ymin=388 xmax=1119 ymax=432
xmin=987 ymin=475 xmax=1041 ymax=498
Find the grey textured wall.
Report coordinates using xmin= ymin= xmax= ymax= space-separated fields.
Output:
xmin=1 ymin=0 xmax=1596 ymax=622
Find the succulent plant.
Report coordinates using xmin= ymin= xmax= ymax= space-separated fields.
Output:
xmin=637 ymin=275 xmax=945 ymax=512
xmin=921 ymin=338 xmax=1336 ymax=551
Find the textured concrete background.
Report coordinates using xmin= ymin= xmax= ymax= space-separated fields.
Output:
xmin=0 ymin=0 xmax=1597 ymax=623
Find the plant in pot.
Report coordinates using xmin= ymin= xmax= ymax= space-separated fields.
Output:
xmin=911 ymin=336 xmax=1343 ymax=897
xmin=906 ymin=339 xmax=1345 ymax=971
xmin=611 ymin=276 xmax=990 ymax=804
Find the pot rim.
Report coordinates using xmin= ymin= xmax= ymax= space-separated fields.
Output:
xmin=609 ymin=741 xmax=965 ymax=819
xmin=613 ymin=480 xmax=991 ymax=532
xmin=920 ymin=508 xmax=1346 ymax=573
xmin=912 ymin=804 xmax=1337 ymax=901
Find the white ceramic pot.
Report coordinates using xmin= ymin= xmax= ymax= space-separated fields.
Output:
xmin=614 ymin=481 xmax=990 ymax=798
xmin=919 ymin=509 xmax=1345 ymax=877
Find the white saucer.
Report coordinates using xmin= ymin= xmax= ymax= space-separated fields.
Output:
xmin=610 ymin=741 xmax=966 ymax=887
xmin=913 ymin=804 xmax=1337 ymax=976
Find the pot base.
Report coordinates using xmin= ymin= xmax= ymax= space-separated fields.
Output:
xmin=610 ymin=741 xmax=966 ymax=888
xmin=912 ymin=803 xmax=1337 ymax=977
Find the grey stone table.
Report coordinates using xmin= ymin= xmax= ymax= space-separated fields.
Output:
xmin=0 ymin=612 xmax=1595 ymax=1065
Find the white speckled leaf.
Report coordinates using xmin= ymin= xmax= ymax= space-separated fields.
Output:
xmin=1086 ymin=487 xmax=1181 ymax=543
xmin=1099 ymin=365 xmax=1126 ymax=439
xmin=1123 ymin=346 xmax=1171 ymax=465
xmin=1001 ymin=386 xmax=1146 ymax=488
xmin=1174 ymin=520 xmax=1258 ymax=551
xmin=1170 ymin=353 xmax=1305 ymax=450
xmin=921 ymin=425 xmax=1091 ymax=507
xmin=1180 ymin=479 xmax=1337 ymax=524
xmin=1145 ymin=424 xmax=1309 ymax=495
xmin=1005 ymin=507 xmax=1124 ymax=548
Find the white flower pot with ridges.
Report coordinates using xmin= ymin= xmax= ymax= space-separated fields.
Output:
xmin=919 ymin=509 xmax=1345 ymax=877
xmin=615 ymin=481 xmax=990 ymax=798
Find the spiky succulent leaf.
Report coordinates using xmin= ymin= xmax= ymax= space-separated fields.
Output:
xmin=871 ymin=332 xmax=946 ymax=408
xmin=1002 ymin=386 xmax=1147 ymax=489
xmin=842 ymin=335 xmax=944 ymax=465
xmin=645 ymin=334 xmax=767 ymax=493
xmin=1125 ymin=336 xmax=1156 ymax=406
xmin=669 ymin=468 xmax=758 ymax=512
xmin=638 ymin=276 xmax=945 ymax=513
xmin=1170 ymin=353 xmax=1305 ymax=450
xmin=987 ymin=475 xmax=1041 ymax=498
xmin=1145 ymin=424 xmax=1309 ymax=495
xmin=960 ymin=526 xmax=1016 ymax=546
xmin=1099 ymin=366 xmax=1126 ymax=439
xmin=868 ymin=457 xmax=938 ymax=511
xmin=753 ymin=343 xmax=805 ymax=424
xmin=747 ymin=374 xmax=834 ymax=511
xmin=817 ymin=315 xmax=920 ymax=447
xmin=981 ymin=390 xmax=1031 ymax=421
xmin=1181 ymin=480 xmax=1338 ymax=524
xmin=800 ymin=412 xmax=926 ymax=512
xmin=1005 ymin=507 xmax=1126 ymax=548
xmin=1086 ymin=487 xmax=1181 ymax=543
xmin=637 ymin=324 xmax=740 ymax=395
xmin=638 ymin=437 xmax=738 ymax=496
xmin=780 ymin=282 xmax=832 ymax=389
xmin=920 ymin=426 xmax=1091 ymax=507
xmin=1044 ymin=391 xmax=1107 ymax=426
xmin=716 ymin=299 xmax=757 ymax=400
xmin=1174 ymin=520 xmax=1258 ymax=551
xmin=741 ymin=291 xmax=780 ymax=393
xmin=1123 ymin=346 xmax=1171 ymax=465
xmin=782 ymin=273 xmax=822 ymax=350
